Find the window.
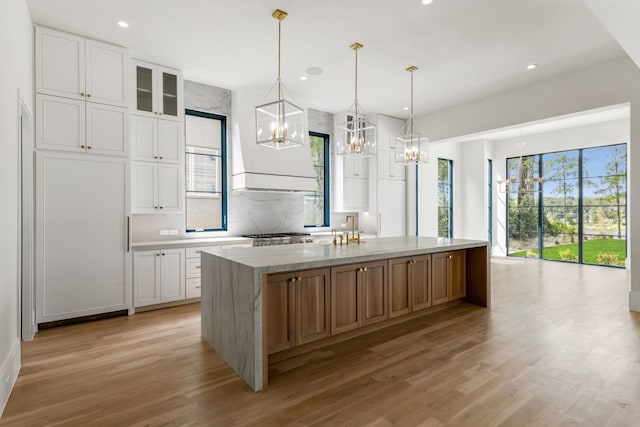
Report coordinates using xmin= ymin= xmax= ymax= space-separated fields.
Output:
xmin=304 ymin=132 xmax=330 ymax=227
xmin=185 ymin=109 xmax=227 ymax=231
xmin=437 ymin=158 xmax=453 ymax=238
xmin=507 ymin=143 xmax=626 ymax=267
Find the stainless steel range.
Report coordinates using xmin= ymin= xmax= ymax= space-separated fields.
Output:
xmin=242 ymin=232 xmax=314 ymax=247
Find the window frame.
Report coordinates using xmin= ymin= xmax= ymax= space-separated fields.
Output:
xmin=437 ymin=158 xmax=453 ymax=238
xmin=304 ymin=131 xmax=330 ymax=228
xmin=184 ymin=109 xmax=228 ymax=233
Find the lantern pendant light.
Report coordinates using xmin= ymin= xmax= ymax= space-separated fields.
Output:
xmin=255 ymin=9 xmax=305 ymax=149
xmin=335 ymin=42 xmax=377 ymax=157
xmin=395 ymin=66 xmax=429 ymax=164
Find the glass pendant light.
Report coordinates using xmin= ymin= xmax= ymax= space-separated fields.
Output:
xmin=395 ymin=66 xmax=429 ymax=164
xmin=255 ymin=9 xmax=305 ymax=149
xmin=335 ymin=42 xmax=376 ymax=157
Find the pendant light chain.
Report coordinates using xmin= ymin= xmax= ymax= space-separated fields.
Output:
xmin=410 ymin=69 xmax=414 ymax=137
xmin=354 ymin=46 xmax=358 ymax=119
xmin=277 ymin=18 xmax=282 ymax=99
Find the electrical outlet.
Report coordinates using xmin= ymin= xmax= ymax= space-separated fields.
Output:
xmin=160 ymin=230 xmax=169 ymax=236
xmin=169 ymin=229 xmax=178 ymax=235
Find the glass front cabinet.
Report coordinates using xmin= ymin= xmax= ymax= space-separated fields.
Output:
xmin=132 ymin=59 xmax=183 ymax=122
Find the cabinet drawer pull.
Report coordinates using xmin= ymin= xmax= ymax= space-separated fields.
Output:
xmin=364 ymin=267 xmax=367 ymax=271
xmin=195 ymin=285 xmax=201 ymax=289
xmin=195 ymin=250 xmax=201 ymax=254
xmin=195 ymin=265 xmax=201 ymax=269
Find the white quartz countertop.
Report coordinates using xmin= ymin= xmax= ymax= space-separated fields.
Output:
xmin=131 ymin=236 xmax=252 ymax=251
xmin=203 ymin=236 xmax=488 ymax=273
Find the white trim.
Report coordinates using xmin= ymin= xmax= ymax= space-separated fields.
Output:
xmin=629 ymin=289 xmax=640 ymax=312
xmin=0 ymin=339 xmax=20 ymax=417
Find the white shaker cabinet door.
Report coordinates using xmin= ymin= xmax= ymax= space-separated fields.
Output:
xmin=86 ymin=103 xmax=129 ymax=156
xmin=131 ymin=162 xmax=158 ymax=213
xmin=156 ymin=66 xmax=182 ymax=121
xmin=133 ymin=251 xmax=161 ymax=307
xmin=160 ymin=249 xmax=186 ymax=302
xmin=36 ymin=152 xmax=130 ymax=323
xmin=35 ymin=26 xmax=85 ymax=100
xmin=36 ymin=94 xmax=86 ymax=153
xmin=131 ymin=115 xmax=157 ymax=161
xmin=85 ymin=39 xmax=127 ymax=107
xmin=378 ymin=180 xmax=406 ymax=237
xmin=157 ymin=119 xmax=183 ymax=164
xmin=158 ymin=164 xmax=183 ymax=213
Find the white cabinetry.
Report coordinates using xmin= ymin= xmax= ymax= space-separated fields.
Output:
xmin=37 ymin=94 xmax=129 ymax=156
xmin=131 ymin=162 xmax=183 ymax=213
xmin=132 ymin=59 xmax=183 ymax=121
xmin=131 ymin=115 xmax=182 ymax=163
xmin=377 ymin=115 xmax=405 ymax=180
xmin=35 ymin=152 xmax=130 ymax=323
xmin=134 ymin=248 xmax=185 ymax=307
xmin=35 ymin=26 xmax=127 ymax=107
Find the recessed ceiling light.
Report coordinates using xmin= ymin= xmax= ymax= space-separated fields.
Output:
xmin=306 ymin=67 xmax=323 ymax=76
xmin=300 ymin=76 xmax=308 ymax=81
xmin=117 ymin=20 xmax=129 ymax=28
xmin=422 ymin=0 xmax=433 ymax=4
xmin=403 ymin=107 xmax=409 ymax=111
xmin=527 ymin=63 xmax=537 ymax=70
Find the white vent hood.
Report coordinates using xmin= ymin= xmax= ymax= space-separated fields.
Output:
xmin=231 ymin=86 xmax=316 ymax=192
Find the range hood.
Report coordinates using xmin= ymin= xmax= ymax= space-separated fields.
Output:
xmin=231 ymin=86 xmax=316 ymax=192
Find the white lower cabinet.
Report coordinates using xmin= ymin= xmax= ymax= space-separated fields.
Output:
xmin=134 ymin=248 xmax=185 ymax=307
xmin=35 ymin=152 xmax=130 ymax=323
xmin=131 ymin=161 xmax=183 ymax=213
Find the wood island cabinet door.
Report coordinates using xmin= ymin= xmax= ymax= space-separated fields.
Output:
xmin=412 ymin=254 xmax=432 ymax=311
xmin=389 ymin=258 xmax=410 ymax=318
xmin=296 ymin=268 xmax=330 ymax=346
xmin=362 ymin=261 xmax=388 ymax=325
xmin=432 ymin=252 xmax=450 ymax=305
xmin=449 ymin=250 xmax=467 ymax=300
xmin=267 ymin=273 xmax=296 ymax=354
xmin=331 ymin=265 xmax=361 ymax=335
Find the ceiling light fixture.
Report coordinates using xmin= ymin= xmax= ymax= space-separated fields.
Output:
xmin=498 ymin=129 xmax=545 ymax=193
xmin=335 ymin=42 xmax=376 ymax=157
xmin=116 ymin=20 xmax=129 ymax=28
xmin=300 ymin=76 xmax=308 ymax=81
xmin=421 ymin=0 xmax=433 ymax=4
xmin=255 ymin=9 xmax=305 ymax=149
xmin=403 ymin=107 xmax=409 ymax=111
xmin=527 ymin=63 xmax=537 ymax=70
xmin=396 ymin=66 xmax=429 ymax=164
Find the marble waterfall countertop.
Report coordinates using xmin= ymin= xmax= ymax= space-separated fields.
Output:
xmin=203 ymin=236 xmax=488 ymax=272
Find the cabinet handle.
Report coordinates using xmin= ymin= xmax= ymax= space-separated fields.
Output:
xmin=154 ymin=156 xmax=158 ymax=159
xmin=449 ymin=255 xmax=452 ymax=259
xmin=87 ymin=93 xmax=91 ymax=98
xmin=364 ymin=267 xmax=367 ymax=271
xmin=159 ymin=206 xmax=163 ymax=209
xmin=162 ymin=253 xmax=165 ymax=256
xmin=156 ymin=253 xmax=160 ymax=256
xmin=297 ymin=277 xmax=302 ymax=281
xmin=87 ymin=146 xmax=92 ymax=150
xmin=159 ymin=156 xmax=163 ymax=160
xmin=80 ymin=145 xmax=85 ymax=149
xmin=154 ymin=206 xmax=158 ymax=209
xmin=195 ymin=285 xmax=201 ymax=289
xmin=195 ymin=250 xmax=201 ymax=254
xmin=80 ymin=92 xmax=85 ymax=97
xmin=195 ymin=265 xmax=201 ymax=269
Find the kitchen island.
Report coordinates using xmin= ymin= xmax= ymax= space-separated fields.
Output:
xmin=201 ymin=236 xmax=490 ymax=391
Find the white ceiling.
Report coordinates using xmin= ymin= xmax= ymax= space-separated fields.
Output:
xmin=27 ymin=0 xmax=627 ymax=118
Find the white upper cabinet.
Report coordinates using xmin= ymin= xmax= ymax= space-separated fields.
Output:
xmin=131 ymin=161 xmax=183 ymax=214
xmin=131 ymin=115 xmax=183 ymax=163
xmin=37 ymin=94 xmax=129 ymax=156
xmin=343 ymin=156 xmax=369 ymax=178
xmin=132 ymin=60 xmax=183 ymax=122
xmin=377 ymin=115 xmax=406 ymax=180
xmin=36 ymin=26 xmax=127 ymax=107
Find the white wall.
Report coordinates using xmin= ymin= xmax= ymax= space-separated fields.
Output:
xmin=0 ymin=0 xmax=33 ymax=415
xmin=412 ymin=56 xmax=640 ymax=312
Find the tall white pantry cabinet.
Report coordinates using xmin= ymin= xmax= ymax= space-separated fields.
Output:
xmin=34 ymin=26 xmax=132 ymax=323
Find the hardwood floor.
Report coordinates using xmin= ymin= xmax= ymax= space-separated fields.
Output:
xmin=2 ymin=258 xmax=640 ymax=426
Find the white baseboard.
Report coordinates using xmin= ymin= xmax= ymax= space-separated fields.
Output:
xmin=629 ymin=289 xmax=640 ymax=313
xmin=0 ymin=339 xmax=20 ymax=418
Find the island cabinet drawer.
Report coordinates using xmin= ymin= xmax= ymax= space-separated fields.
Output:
xmin=186 ymin=278 xmax=201 ymax=298
xmin=186 ymin=257 xmax=202 ymax=278
xmin=266 ymin=268 xmax=331 ymax=354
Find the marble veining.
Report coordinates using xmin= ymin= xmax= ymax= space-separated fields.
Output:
xmin=308 ymin=108 xmax=334 ymax=135
xmin=184 ymin=80 xmax=231 ymax=116
xmin=228 ymin=191 xmax=304 ymax=235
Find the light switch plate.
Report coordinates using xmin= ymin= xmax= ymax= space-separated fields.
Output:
xmin=169 ymin=229 xmax=178 ymax=235
xmin=160 ymin=230 xmax=169 ymax=236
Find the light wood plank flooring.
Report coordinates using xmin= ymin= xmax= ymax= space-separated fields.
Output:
xmin=2 ymin=258 xmax=640 ymax=426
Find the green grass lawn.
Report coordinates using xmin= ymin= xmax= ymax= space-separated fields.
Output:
xmin=510 ymin=238 xmax=626 ymax=265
